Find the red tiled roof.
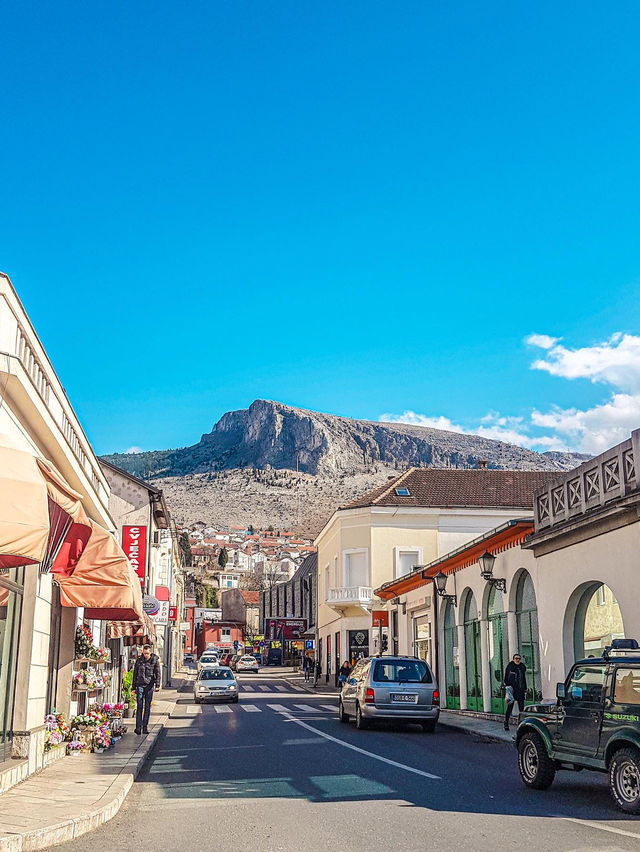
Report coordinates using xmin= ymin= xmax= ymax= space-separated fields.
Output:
xmin=342 ymin=467 xmax=559 ymax=510
xmin=240 ymin=591 xmax=259 ymax=604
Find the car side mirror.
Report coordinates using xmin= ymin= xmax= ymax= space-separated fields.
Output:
xmin=556 ymin=682 xmax=566 ymax=701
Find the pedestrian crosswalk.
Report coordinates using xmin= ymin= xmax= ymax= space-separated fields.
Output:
xmin=237 ymin=682 xmax=307 ymax=693
xmin=187 ymin=701 xmax=337 ymax=716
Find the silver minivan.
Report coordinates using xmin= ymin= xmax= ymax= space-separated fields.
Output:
xmin=339 ymin=656 xmax=439 ymax=732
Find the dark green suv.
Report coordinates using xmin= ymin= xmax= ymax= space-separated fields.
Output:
xmin=516 ymin=639 xmax=640 ymax=813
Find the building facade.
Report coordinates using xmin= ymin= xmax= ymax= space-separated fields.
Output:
xmin=316 ymin=467 xmax=558 ymax=686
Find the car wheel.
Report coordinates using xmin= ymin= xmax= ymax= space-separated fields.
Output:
xmin=609 ymin=748 xmax=640 ymax=813
xmin=194 ymin=697 xmax=200 ymax=704
xmin=339 ymin=699 xmax=349 ymax=723
xmin=421 ymin=720 xmax=436 ymax=733
xmin=517 ymin=732 xmax=556 ymax=790
xmin=232 ymin=697 xmax=239 ymax=703
xmin=355 ymin=703 xmax=368 ymax=730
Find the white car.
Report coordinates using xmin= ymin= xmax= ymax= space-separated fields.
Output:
xmin=194 ymin=666 xmax=239 ymax=703
xmin=197 ymin=653 xmax=219 ymax=673
xmin=236 ymin=655 xmax=260 ymax=673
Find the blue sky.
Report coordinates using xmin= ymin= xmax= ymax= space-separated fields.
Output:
xmin=2 ymin=2 xmax=640 ymax=457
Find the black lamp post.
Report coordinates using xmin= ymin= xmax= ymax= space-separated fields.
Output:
xmin=478 ymin=550 xmax=506 ymax=593
xmin=433 ymin=571 xmax=457 ymax=606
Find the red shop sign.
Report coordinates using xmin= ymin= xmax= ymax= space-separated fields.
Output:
xmin=371 ymin=610 xmax=388 ymax=628
xmin=122 ymin=525 xmax=147 ymax=585
xmin=168 ymin=606 xmax=177 ymax=622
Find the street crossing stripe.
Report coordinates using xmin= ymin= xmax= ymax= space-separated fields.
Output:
xmin=266 ymin=704 xmax=290 ymax=712
xmin=273 ymin=684 xmax=287 ymax=692
xmin=241 ymin=705 xmax=260 ymax=712
xmin=321 ymin=704 xmax=337 ymax=712
xmin=279 ymin=712 xmax=441 ymax=780
xmin=213 ymin=705 xmax=233 ymax=713
xmin=293 ymin=704 xmax=318 ymax=713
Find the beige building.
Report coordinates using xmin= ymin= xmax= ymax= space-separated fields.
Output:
xmin=376 ymin=430 xmax=640 ymax=718
xmin=316 ymin=467 xmax=556 ymax=684
xmin=0 ymin=273 xmax=116 ymax=788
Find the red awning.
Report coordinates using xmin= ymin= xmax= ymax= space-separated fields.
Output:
xmin=56 ymin=520 xmax=144 ymax=621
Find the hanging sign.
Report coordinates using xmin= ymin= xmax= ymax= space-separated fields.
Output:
xmin=143 ymin=594 xmax=160 ymax=616
xmin=168 ymin=606 xmax=178 ymax=622
xmin=122 ymin=525 xmax=147 ymax=585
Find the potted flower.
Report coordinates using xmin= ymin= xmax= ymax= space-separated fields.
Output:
xmin=67 ymin=737 xmax=84 ymax=756
xmin=93 ymin=725 xmax=111 ymax=753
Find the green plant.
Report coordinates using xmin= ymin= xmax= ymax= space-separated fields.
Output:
xmin=122 ymin=670 xmax=135 ymax=707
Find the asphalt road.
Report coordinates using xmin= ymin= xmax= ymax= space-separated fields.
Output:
xmin=58 ymin=673 xmax=640 ymax=852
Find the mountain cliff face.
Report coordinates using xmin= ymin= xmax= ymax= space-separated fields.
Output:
xmin=103 ymin=398 xmax=586 ymax=479
xmin=101 ymin=399 xmax=588 ymax=534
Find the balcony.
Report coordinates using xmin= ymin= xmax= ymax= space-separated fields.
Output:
xmin=326 ymin=585 xmax=373 ymax=611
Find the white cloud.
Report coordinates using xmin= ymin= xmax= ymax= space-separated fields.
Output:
xmin=124 ymin=446 xmax=143 ymax=454
xmin=525 ymin=333 xmax=560 ymax=350
xmin=529 ymin=332 xmax=640 ymax=394
xmin=379 ymin=411 xmax=465 ymax=433
xmin=531 ymin=392 xmax=640 ymax=454
xmin=379 ymin=331 xmax=640 ymax=457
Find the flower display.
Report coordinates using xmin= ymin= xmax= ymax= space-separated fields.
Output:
xmin=74 ymin=624 xmax=96 ymax=658
xmin=93 ymin=725 xmax=112 ymax=750
xmin=67 ymin=737 xmax=85 ymax=753
xmin=72 ymin=668 xmax=110 ymax=690
xmin=44 ymin=712 xmax=70 ymax=751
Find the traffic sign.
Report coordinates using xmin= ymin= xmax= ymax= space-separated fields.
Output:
xmin=233 ymin=640 xmax=239 ymax=651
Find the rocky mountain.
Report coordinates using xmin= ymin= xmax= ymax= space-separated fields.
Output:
xmin=102 ymin=399 xmax=589 ymax=535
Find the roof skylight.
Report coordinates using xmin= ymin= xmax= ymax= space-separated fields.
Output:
xmin=395 ymin=487 xmax=411 ymax=497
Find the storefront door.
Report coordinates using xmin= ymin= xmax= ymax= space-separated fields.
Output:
xmin=487 ymin=585 xmax=508 ymax=714
xmin=464 ymin=593 xmax=483 ymax=711
xmin=443 ymin=602 xmax=460 ymax=709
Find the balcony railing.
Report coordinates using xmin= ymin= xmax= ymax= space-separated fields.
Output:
xmin=326 ymin=586 xmax=373 ymax=606
xmin=534 ymin=431 xmax=640 ymax=533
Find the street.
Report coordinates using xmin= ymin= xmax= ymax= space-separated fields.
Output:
xmin=58 ymin=672 xmax=640 ymax=852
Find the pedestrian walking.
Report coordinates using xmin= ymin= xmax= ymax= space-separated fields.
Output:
xmin=314 ymin=658 xmax=322 ymax=687
xmin=338 ymin=660 xmax=351 ymax=689
xmin=303 ymin=654 xmax=311 ymax=682
xmin=503 ymin=652 xmax=527 ymax=731
xmin=133 ymin=643 xmax=161 ymax=735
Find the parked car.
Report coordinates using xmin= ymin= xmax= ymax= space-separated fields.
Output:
xmin=339 ymin=656 xmax=440 ymax=732
xmin=197 ymin=652 xmax=219 ymax=673
xmin=183 ymin=653 xmax=194 ymax=664
xmin=219 ymin=653 xmax=233 ymax=666
xmin=516 ymin=638 xmax=640 ymax=813
xmin=229 ymin=654 xmax=240 ymax=671
xmin=266 ymin=648 xmax=282 ymax=666
xmin=194 ymin=666 xmax=239 ymax=703
xmin=236 ymin=655 xmax=260 ymax=673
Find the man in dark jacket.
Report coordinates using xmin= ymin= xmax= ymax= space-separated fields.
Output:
xmin=503 ymin=653 xmax=527 ymax=731
xmin=133 ymin=644 xmax=161 ymax=735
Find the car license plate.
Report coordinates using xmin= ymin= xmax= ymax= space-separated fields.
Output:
xmin=391 ymin=693 xmax=418 ymax=703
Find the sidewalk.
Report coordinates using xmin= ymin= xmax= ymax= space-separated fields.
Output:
xmin=0 ymin=672 xmax=193 ymax=851
xmin=285 ymin=674 xmax=513 ymax=744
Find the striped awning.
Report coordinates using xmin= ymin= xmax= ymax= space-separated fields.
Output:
xmin=108 ymin=613 xmax=156 ymax=646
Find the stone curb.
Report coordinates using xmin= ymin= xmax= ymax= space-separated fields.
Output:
xmin=0 ymin=675 xmax=192 ymax=851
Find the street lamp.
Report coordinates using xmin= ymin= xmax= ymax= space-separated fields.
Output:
xmin=433 ymin=571 xmax=457 ymax=606
xmin=478 ymin=550 xmax=506 ymax=593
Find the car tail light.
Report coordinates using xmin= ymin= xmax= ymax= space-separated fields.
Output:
xmin=432 ymin=689 xmax=440 ymax=705
xmin=365 ymin=687 xmax=375 ymax=704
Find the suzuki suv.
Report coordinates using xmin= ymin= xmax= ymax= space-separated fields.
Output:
xmin=339 ymin=655 xmax=439 ymax=732
xmin=516 ymin=639 xmax=640 ymax=813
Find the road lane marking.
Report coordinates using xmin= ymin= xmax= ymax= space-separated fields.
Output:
xmin=294 ymin=704 xmax=320 ymax=713
xmin=213 ymin=704 xmax=233 ymax=713
xmin=273 ymin=684 xmax=288 ymax=692
xmin=282 ymin=737 xmax=327 ymax=745
xmin=266 ymin=704 xmax=290 ymax=713
xmin=241 ymin=704 xmax=260 ymax=712
xmin=554 ymin=815 xmax=640 ymax=841
xmin=321 ymin=704 xmax=337 ymax=712
xmin=279 ymin=712 xmax=440 ymax=780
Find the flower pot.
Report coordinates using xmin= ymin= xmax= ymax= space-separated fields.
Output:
xmin=95 ymin=747 xmax=104 ymax=753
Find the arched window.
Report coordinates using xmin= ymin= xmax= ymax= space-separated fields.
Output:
xmin=515 ymin=571 xmax=541 ymax=703
xmin=443 ymin=601 xmax=460 ymax=709
xmin=463 ymin=592 xmax=482 ymax=711
xmin=487 ymin=584 xmax=508 ymax=713
xmin=574 ymin=583 xmax=624 ymax=660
